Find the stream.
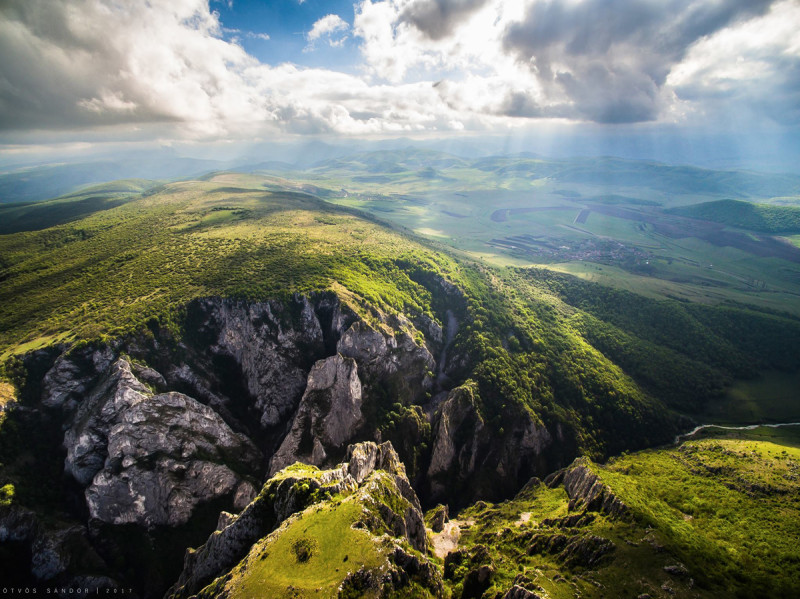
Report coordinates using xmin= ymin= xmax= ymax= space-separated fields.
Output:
xmin=674 ymin=421 xmax=800 ymax=444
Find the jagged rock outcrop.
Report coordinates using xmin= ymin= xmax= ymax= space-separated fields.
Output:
xmin=41 ymin=346 xmax=116 ymax=412
xmin=268 ymin=313 xmax=437 ymax=476
xmin=0 ymin=505 xmax=112 ymax=586
xmin=503 ymin=585 xmax=544 ymax=599
xmin=337 ymin=320 xmax=435 ymax=405
xmin=444 ymin=545 xmax=496 ymax=599
xmin=527 ymin=531 xmax=616 ymax=568
xmin=63 ymin=359 xmax=261 ymax=527
xmin=338 ymin=545 xmax=445 ymax=598
xmin=554 ymin=457 xmax=629 ymax=518
xmin=168 ymin=441 xmax=420 ymax=599
xmin=428 ymin=503 xmax=449 ymax=533
xmin=501 ymin=575 xmax=546 ymax=599
xmin=269 ymin=354 xmax=363 ymax=474
xmin=427 ymin=383 xmax=552 ymax=504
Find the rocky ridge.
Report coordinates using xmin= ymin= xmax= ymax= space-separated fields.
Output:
xmin=427 ymin=382 xmax=554 ymax=506
xmin=64 ymin=358 xmax=260 ymax=528
xmin=169 ymin=441 xmax=437 ymax=599
xmin=547 ymin=457 xmax=629 ymax=519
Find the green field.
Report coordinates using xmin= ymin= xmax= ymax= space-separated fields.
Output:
xmin=668 ymin=199 xmax=800 ymax=233
xmin=236 ymin=152 xmax=800 ymax=316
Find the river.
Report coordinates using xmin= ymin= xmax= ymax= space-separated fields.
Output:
xmin=674 ymin=421 xmax=800 ymax=444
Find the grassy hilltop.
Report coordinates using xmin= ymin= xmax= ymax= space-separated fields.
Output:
xmin=442 ymin=426 xmax=800 ymax=599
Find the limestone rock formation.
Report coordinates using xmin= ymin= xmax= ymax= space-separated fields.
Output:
xmin=41 ymin=346 xmax=115 ymax=412
xmin=193 ymin=296 xmax=333 ymax=428
xmin=269 ymin=354 xmax=364 ymax=474
xmin=337 ymin=320 xmax=435 ymax=405
xmin=63 ymin=359 xmax=261 ymax=527
xmin=549 ymin=457 xmax=629 ymax=519
xmin=428 ymin=383 xmax=552 ymax=505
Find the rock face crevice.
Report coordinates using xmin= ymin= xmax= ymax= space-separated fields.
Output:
xmin=269 ymin=354 xmax=363 ymax=474
xmin=186 ymin=296 xmax=332 ymax=429
xmin=427 ymin=383 xmax=554 ymax=506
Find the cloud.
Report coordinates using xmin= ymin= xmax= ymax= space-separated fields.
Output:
xmin=247 ymin=31 xmax=270 ymax=41
xmin=501 ymin=0 xmax=777 ymax=123
xmin=0 ymin=0 xmax=797 ymax=146
xmin=400 ymin=0 xmax=490 ymax=41
xmin=306 ymin=14 xmax=350 ymax=49
xmin=0 ymin=0 xmax=265 ymax=134
xmin=667 ymin=0 xmax=800 ymax=126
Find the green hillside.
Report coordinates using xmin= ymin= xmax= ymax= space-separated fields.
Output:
xmin=668 ymin=199 xmax=800 ymax=233
xmin=251 ymin=151 xmax=800 ymax=317
xmin=0 ymin=179 xmax=155 ymax=234
xmin=2 ymin=174 xmax=799 ymax=454
xmin=1 ymin=173 xmax=800 ymax=596
xmin=446 ymin=428 xmax=800 ymax=598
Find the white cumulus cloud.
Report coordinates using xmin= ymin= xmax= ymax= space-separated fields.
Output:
xmin=0 ymin=0 xmax=797 ymax=145
xmin=306 ymin=14 xmax=350 ymax=49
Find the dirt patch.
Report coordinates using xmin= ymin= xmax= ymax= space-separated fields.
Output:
xmin=515 ymin=512 xmax=533 ymax=527
xmin=431 ymin=519 xmax=475 ymax=559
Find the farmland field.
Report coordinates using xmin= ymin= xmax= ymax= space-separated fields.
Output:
xmin=244 ymin=153 xmax=800 ymax=315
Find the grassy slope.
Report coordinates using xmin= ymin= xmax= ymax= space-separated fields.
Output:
xmin=199 ymin=465 xmax=437 ymax=599
xmin=0 ymin=176 xmax=456 ymax=356
xmin=450 ymin=428 xmax=800 ymax=598
xmin=210 ymin=500 xmax=388 ymax=598
xmin=0 ymin=180 xmax=156 ymax=234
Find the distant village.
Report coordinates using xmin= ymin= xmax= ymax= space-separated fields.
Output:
xmin=489 ymin=235 xmax=654 ymax=273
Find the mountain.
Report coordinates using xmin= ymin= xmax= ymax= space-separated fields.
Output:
xmin=668 ymin=199 xmax=800 ymax=233
xmin=0 ymin=172 xmax=798 ymax=596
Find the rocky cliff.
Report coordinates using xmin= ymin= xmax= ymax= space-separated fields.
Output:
xmin=427 ymin=382 xmax=555 ymax=507
xmin=63 ymin=358 xmax=261 ymax=528
xmin=0 ymin=290 xmax=565 ymax=595
xmin=546 ymin=457 xmax=629 ymax=519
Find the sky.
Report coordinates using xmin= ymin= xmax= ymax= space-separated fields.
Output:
xmin=0 ymin=0 xmax=799 ymax=168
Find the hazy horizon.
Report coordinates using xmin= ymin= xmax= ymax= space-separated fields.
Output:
xmin=1 ymin=0 xmax=799 ymax=175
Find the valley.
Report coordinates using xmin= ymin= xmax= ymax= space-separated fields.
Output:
xmin=250 ymin=152 xmax=800 ymax=316
xmin=0 ymin=157 xmax=798 ymax=597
